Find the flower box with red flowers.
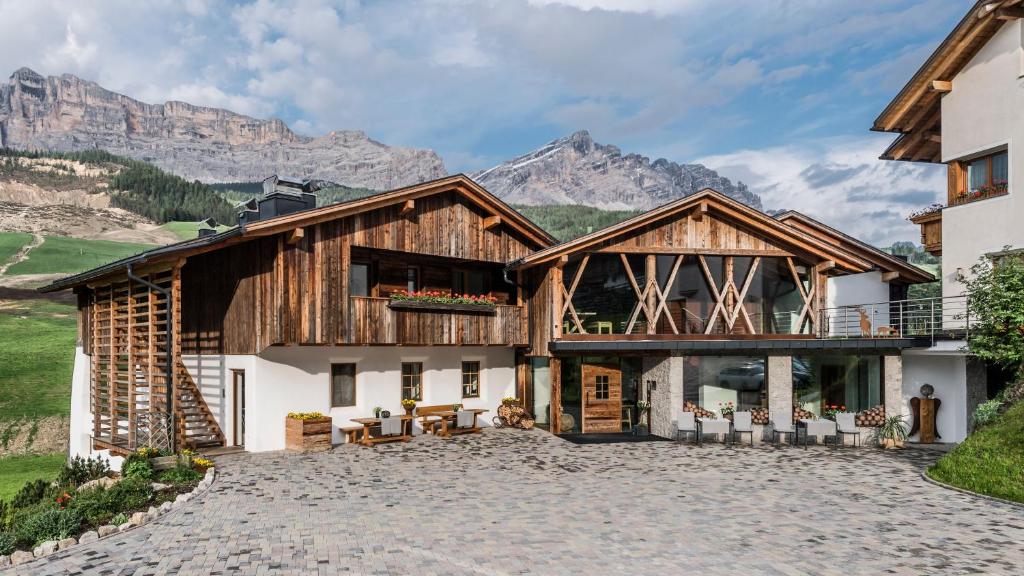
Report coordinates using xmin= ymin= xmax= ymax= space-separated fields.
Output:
xmin=388 ymin=290 xmax=498 ymax=314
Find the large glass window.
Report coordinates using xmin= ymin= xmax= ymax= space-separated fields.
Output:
xmin=530 ymin=357 xmax=551 ymax=427
xmin=966 ymin=150 xmax=1009 ymax=192
xmin=564 ymin=254 xmax=645 ymax=334
xmin=401 ymin=362 xmax=423 ymax=401
xmin=330 ymin=363 xmax=356 ymax=407
xmin=683 ymin=356 xmax=767 ymax=414
xmin=792 ymin=355 xmax=882 ymax=416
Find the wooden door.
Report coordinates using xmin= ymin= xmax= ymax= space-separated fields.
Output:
xmin=232 ymin=370 xmax=246 ymax=447
xmin=582 ymin=362 xmax=622 ymax=433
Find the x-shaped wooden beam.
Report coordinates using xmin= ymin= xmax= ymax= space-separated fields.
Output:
xmin=786 ymin=257 xmax=816 ymax=333
xmin=560 ymin=255 xmax=590 ymax=334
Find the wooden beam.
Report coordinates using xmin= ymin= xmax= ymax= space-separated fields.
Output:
xmin=287 ymin=227 xmax=305 ymax=245
xmin=997 ymin=6 xmax=1024 ymax=19
xmin=816 ymin=260 xmax=835 ymax=272
xmin=555 ymin=255 xmax=569 ymax=268
xmin=925 ymin=131 xmax=942 ymax=143
xmin=977 ymin=2 xmax=1000 ymax=18
xmin=692 ymin=201 xmax=708 ymax=222
xmin=930 ymin=80 xmax=952 ymax=93
xmin=595 ymin=246 xmax=793 ymax=256
xmin=400 ymin=199 xmax=415 ymax=216
xmin=881 ymin=271 xmax=900 ymax=282
xmin=483 ymin=215 xmax=501 ymax=230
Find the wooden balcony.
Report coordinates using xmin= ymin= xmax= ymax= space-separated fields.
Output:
xmin=909 ymin=209 xmax=942 ymax=256
xmin=348 ymin=296 xmax=527 ymax=346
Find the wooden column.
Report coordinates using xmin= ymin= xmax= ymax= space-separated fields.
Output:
xmin=550 ymin=357 xmax=562 ymax=433
xmin=551 ymin=265 xmax=564 ymax=340
xmin=646 ymin=255 xmax=657 ymax=334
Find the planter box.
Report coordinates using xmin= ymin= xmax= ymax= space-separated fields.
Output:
xmin=388 ymin=300 xmax=496 ymax=315
xmin=285 ymin=417 xmax=333 ymax=452
xmin=150 ymin=455 xmax=188 ymax=471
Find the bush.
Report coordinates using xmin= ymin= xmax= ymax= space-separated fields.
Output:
xmin=14 ymin=507 xmax=82 ymax=547
xmin=104 ymin=478 xmax=153 ymax=512
xmin=121 ymin=459 xmax=154 ymax=481
xmin=10 ymin=479 xmax=52 ymax=510
xmin=110 ymin=512 xmax=128 ymax=526
xmin=0 ymin=532 xmax=14 ymax=555
xmin=69 ymin=478 xmax=154 ymax=529
xmin=974 ymin=398 xmax=1004 ymax=429
xmin=158 ymin=466 xmax=201 ymax=485
xmin=57 ymin=456 xmax=110 ymax=488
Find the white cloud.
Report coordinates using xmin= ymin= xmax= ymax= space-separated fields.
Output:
xmin=697 ymin=135 xmax=947 ymax=247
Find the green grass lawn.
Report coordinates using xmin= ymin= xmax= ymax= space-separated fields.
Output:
xmin=0 ymin=231 xmax=33 ymax=266
xmin=928 ymin=401 xmax=1024 ymax=503
xmin=159 ymin=220 xmax=231 ymax=241
xmin=5 ymin=235 xmax=156 ymax=276
xmin=0 ymin=299 xmax=76 ymax=419
xmin=0 ymin=453 xmax=65 ymax=501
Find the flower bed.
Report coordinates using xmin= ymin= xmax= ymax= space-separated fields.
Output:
xmin=388 ymin=290 xmax=498 ymax=313
xmin=0 ymin=450 xmax=214 ymax=567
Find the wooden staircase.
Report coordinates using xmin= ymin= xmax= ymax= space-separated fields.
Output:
xmin=175 ymin=361 xmax=226 ymax=450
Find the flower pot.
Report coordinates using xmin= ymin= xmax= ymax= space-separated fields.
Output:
xmin=404 ymin=406 xmax=414 ymax=416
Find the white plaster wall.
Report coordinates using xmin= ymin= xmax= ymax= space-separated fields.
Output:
xmin=825 ymin=271 xmax=891 ymax=336
xmin=244 ymin=346 xmax=516 ymax=452
xmin=902 ymin=352 xmax=968 ymax=444
xmin=181 ymin=354 xmax=256 ymax=448
xmin=68 ymin=347 xmax=124 ymax=471
xmin=941 ymin=19 xmax=1024 ymax=298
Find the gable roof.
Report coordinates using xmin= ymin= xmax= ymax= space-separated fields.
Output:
xmin=507 ymin=189 xmax=873 ymax=272
xmin=40 ymin=174 xmax=554 ymax=293
xmin=872 ymin=1 xmax=1015 ymax=162
xmin=776 ymin=211 xmax=935 ymax=284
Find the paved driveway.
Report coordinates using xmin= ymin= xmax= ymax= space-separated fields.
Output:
xmin=19 ymin=429 xmax=1024 ymax=575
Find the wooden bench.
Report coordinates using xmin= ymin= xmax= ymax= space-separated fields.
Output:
xmin=339 ymin=426 xmax=363 ymax=444
xmin=415 ymin=404 xmax=457 ymax=434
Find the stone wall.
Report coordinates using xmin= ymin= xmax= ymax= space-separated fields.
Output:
xmin=643 ymin=354 xmax=683 ymax=439
xmin=767 ymin=356 xmax=792 ymax=424
xmin=884 ymin=355 xmax=903 ymax=418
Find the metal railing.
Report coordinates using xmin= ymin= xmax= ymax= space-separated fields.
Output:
xmin=817 ymin=295 xmax=968 ymax=344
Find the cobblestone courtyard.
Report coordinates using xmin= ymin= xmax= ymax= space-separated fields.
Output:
xmin=15 ymin=429 xmax=1024 ymax=575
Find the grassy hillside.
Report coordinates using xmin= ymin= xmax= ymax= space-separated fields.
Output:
xmin=928 ymin=401 xmax=1024 ymax=503
xmin=159 ymin=220 xmax=232 ymax=241
xmin=0 ymin=453 xmax=65 ymax=501
xmin=6 ymin=235 xmax=155 ymax=275
xmin=0 ymin=299 xmax=76 ymax=419
xmin=0 ymin=232 xmax=32 ymax=265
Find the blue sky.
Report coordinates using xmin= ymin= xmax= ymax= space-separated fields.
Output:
xmin=0 ymin=0 xmax=967 ymax=245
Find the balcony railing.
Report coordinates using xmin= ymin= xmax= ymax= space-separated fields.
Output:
xmin=817 ymin=295 xmax=968 ymax=344
xmin=348 ymin=296 xmax=527 ymax=345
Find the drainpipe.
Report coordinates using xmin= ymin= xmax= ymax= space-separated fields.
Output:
xmin=126 ymin=263 xmax=176 ymax=453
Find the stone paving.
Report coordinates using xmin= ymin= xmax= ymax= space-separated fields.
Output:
xmin=12 ymin=429 xmax=1024 ymax=575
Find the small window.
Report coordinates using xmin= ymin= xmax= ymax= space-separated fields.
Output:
xmin=331 ymin=364 xmax=356 ymax=407
xmin=595 ymin=374 xmax=609 ymax=400
xmin=966 ymin=151 xmax=1009 ymax=192
xmin=406 ymin=266 xmax=419 ymax=292
xmin=462 ymin=361 xmax=480 ymax=398
xmin=350 ymin=263 xmax=369 ymax=297
xmin=401 ymin=362 xmax=423 ymax=401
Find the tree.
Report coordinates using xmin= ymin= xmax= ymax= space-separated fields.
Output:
xmin=962 ymin=251 xmax=1024 ymax=380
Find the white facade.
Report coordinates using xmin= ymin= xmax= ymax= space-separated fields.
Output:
xmin=940 ymin=18 xmax=1024 ymax=297
xmin=902 ymin=349 xmax=969 ymax=443
xmin=68 ymin=346 xmax=124 ymax=470
xmin=825 ymin=271 xmax=891 ymax=336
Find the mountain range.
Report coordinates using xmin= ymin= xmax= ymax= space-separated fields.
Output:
xmin=0 ymin=67 xmax=761 ymax=211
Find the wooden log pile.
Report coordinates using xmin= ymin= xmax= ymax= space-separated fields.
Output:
xmin=682 ymin=401 xmax=715 ymax=419
xmin=497 ymin=404 xmax=535 ymax=429
xmin=792 ymin=406 xmax=815 ymax=421
xmin=751 ymin=407 xmax=769 ymax=425
xmin=856 ymin=404 xmax=885 ymax=427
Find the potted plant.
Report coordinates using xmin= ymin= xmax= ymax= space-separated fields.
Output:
xmin=452 ymin=403 xmax=463 ymax=412
xmin=822 ymin=404 xmax=845 ymax=421
xmin=285 ymin=411 xmax=332 ymax=452
xmin=635 ymin=400 xmax=651 ymax=435
xmin=874 ymin=415 xmax=909 ymax=449
xmin=718 ymin=401 xmax=735 ymax=421
xmin=373 ymin=406 xmax=382 ymax=418
xmin=401 ymin=399 xmax=417 ymax=416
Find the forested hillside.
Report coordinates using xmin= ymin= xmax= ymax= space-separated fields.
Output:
xmin=210 ymin=181 xmax=378 ymax=208
xmin=511 ymin=204 xmax=641 ymax=242
xmin=0 ymin=148 xmax=234 ymax=223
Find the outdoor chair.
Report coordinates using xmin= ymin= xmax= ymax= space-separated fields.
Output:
xmin=770 ymin=412 xmax=795 ymax=447
xmin=380 ymin=416 xmax=404 ymax=437
xmin=836 ymin=412 xmax=860 ymax=447
xmin=676 ymin=411 xmax=698 ymax=444
xmin=732 ymin=411 xmax=754 ymax=447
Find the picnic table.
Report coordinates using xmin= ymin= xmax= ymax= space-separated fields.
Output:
xmin=350 ymin=415 xmax=415 ymax=446
xmin=430 ymin=408 xmax=487 ymax=437
xmin=797 ymin=418 xmax=837 ymax=449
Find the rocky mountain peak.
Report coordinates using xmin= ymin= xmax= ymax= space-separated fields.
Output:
xmin=472 ymin=131 xmax=761 ymax=211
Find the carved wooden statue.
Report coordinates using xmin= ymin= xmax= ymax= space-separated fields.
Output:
xmin=910 ymin=394 xmax=941 ymax=444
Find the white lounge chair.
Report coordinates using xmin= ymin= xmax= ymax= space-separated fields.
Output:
xmin=836 ymin=412 xmax=859 ymax=447
xmin=732 ymin=411 xmax=754 ymax=446
xmin=676 ymin=411 xmax=698 ymax=444
xmin=770 ymin=412 xmax=795 ymax=447
xmin=380 ymin=416 xmax=404 ymax=437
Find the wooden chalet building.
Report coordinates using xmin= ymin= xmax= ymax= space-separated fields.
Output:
xmin=46 ymin=174 xmax=939 ymax=460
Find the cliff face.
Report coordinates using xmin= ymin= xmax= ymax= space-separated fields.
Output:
xmin=0 ymin=68 xmax=446 ymax=189
xmin=472 ymin=130 xmax=762 ymax=210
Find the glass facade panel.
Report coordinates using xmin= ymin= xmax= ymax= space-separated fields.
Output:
xmin=683 ymin=356 xmax=767 ymax=414
xmin=565 ymin=254 xmax=645 ymax=334
xmin=530 ymin=357 xmax=551 ymax=427
xmin=793 ymin=355 xmax=882 ymax=416
xmin=655 ymin=255 xmax=716 ymax=334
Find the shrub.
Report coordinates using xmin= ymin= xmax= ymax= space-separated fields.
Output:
xmin=0 ymin=532 xmax=14 ymax=555
xmin=15 ymin=508 xmax=82 ymax=547
xmin=158 ymin=466 xmax=201 ymax=485
xmin=121 ymin=459 xmax=154 ymax=481
xmin=70 ymin=478 xmax=153 ymax=529
xmin=57 ymin=456 xmax=110 ymax=488
xmin=10 ymin=479 xmax=52 ymax=510
xmin=105 ymin=478 xmax=153 ymax=511
xmin=974 ymin=398 xmax=1004 ymax=429
xmin=110 ymin=512 xmax=128 ymax=526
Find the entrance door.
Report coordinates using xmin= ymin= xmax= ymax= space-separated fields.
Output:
xmin=581 ymin=362 xmax=622 ymax=433
xmin=232 ymin=370 xmax=245 ymax=447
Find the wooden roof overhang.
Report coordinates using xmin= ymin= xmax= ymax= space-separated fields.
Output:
xmin=873 ymin=0 xmax=1022 ymax=162
xmin=40 ymin=174 xmax=555 ymax=293
xmin=506 ymin=189 xmax=873 ymax=273
xmin=776 ymin=211 xmax=935 ymax=284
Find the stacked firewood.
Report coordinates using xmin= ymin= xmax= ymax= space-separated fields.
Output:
xmin=497 ymin=404 xmax=535 ymax=429
xmin=682 ymin=401 xmax=715 ymax=419
xmin=856 ymin=404 xmax=885 ymax=427
xmin=793 ymin=406 xmax=815 ymax=421
xmin=750 ymin=407 xmax=769 ymax=425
